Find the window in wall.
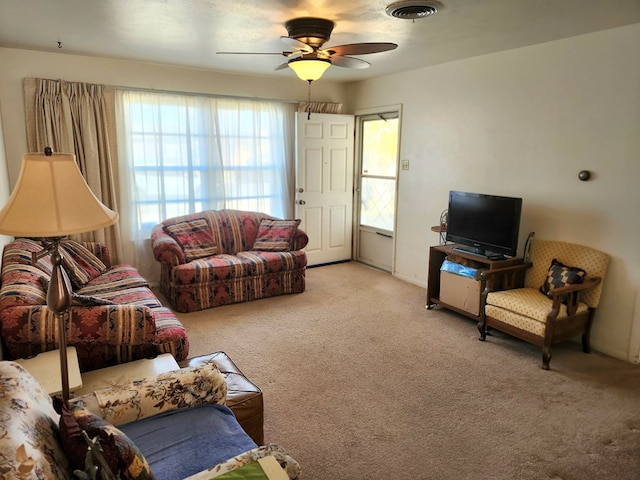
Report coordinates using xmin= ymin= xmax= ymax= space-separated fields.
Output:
xmin=117 ymin=90 xmax=294 ymax=239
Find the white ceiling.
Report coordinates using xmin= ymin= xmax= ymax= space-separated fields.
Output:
xmin=1 ymin=0 xmax=640 ymax=83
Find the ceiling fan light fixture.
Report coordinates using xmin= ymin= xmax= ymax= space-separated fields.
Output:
xmin=385 ymin=0 xmax=443 ymax=20
xmin=288 ymin=57 xmax=332 ymax=82
xmin=285 ymin=17 xmax=335 ymax=49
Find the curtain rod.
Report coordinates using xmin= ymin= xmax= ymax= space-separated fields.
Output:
xmin=113 ymin=84 xmax=300 ymax=105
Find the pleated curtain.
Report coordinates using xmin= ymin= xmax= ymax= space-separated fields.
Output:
xmin=23 ymin=77 xmax=122 ymax=261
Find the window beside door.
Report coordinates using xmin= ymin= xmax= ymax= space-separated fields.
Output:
xmin=359 ymin=116 xmax=399 ymax=232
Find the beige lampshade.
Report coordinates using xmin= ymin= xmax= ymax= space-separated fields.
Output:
xmin=0 ymin=152 xmax=118 ymax=237
xmin=288 ymin=58 xmax=331 ymax=82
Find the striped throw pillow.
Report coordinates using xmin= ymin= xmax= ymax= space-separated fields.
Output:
xmin=252 ymin=219 xmax=301 ymax=252
xmin=60 ymin=240 xmax=108 ymax=289
xmin=163 ymin=218 xmax=219 ymax=261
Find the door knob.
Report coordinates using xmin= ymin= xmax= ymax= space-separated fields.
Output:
xmin=298 ymin=188 xmax=304 ymax=193
xmin=298 ymin=200 xmax=306 ymax=205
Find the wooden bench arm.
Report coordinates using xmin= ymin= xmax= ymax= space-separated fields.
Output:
xmin=478 ymin=262 xmax=533 ymax=281
xmin=548 ymin=277 xmax=602 ymax=315
xmin=479 ymin=261 xmax=532 ymax=295
xmin=547 ymin=276 xmax=601 ymax=297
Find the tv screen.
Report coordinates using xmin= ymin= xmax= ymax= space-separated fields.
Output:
xmin=445 ymin=191 xmax=522 ymax=258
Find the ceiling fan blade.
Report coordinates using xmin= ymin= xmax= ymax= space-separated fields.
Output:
xmin=281 ymin=36 xmax=313 ymax=53
xmin=324 ymin=42 xmax=398 ymax=56
xmin=283 ymin=51 xmax=303 ymax=59
xmin=216 ymin=51 xmax=292 ymax=56
xmin=331 ymin=56 xmax=370 ymax=69
xmin=275 ymin=62 xmax=290 ymax=71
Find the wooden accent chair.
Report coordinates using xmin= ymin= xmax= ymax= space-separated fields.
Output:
xmin=478 ymin=239 xmax=610 ymax=369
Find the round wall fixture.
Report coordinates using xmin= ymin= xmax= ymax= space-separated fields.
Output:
xmin=386 ymin=0 xmax=443 ymax=20
xmin=578 ymin=170 xmax=591 ymax=181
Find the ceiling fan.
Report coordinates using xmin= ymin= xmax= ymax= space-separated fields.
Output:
xmin=217 ymin=17 xmax=398 ymax=81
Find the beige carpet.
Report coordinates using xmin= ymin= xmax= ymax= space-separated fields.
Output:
xmin=166 ymin=262 xmax=640 ymax=480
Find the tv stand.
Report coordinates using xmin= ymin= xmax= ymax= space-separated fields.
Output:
xmin=451 ymin=246 xmax=506 ymax=261
xmin=426 ymin=244 xmax=523 ymax=320
xmin=451 ymin=246 xmax=486 ymax=258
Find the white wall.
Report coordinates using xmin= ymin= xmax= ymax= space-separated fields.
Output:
xmin=346 ymin=23 xmax=640 ymax=363
xmin=0 ymin=47 xmax=349 ymax=185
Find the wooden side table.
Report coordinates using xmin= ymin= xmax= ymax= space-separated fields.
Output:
xmin=75 ymin=353 xmax=179 ymax=395
xmin=15 ymin=347 xmax=83 ymax=396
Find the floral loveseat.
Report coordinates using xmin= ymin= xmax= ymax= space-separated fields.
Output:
xmin=0 ymin=238 xmax=189 ymax=371
xmin=151 ymin=209 xmax=308 ymax=313
xmin=0 ymin=360 xmax=300 ymax=479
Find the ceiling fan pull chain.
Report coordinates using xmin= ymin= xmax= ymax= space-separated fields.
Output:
xmin=307 ymin=80 xmax=312 ymax=120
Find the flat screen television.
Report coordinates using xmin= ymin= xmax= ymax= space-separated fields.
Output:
xmin=445 ymin=191 xmax=522 ymax=259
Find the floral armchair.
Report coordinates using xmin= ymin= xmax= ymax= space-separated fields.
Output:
xmin=0 ymin=360 xmax=300 ymax=479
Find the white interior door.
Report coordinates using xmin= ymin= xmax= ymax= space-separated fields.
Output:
xmin=295 ymin=112 xmax=354 ymax=266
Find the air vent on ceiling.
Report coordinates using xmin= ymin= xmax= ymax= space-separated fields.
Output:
xmin=385 ymin=0 xmax=443 ymax=20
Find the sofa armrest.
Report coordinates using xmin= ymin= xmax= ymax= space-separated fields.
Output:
xmin=1 ymin=304 xmax=157 ymax=359
xmin=71 ymin=363 xmax=228 ymax=426
xmin=184 ymin=445 xmax=301 ymax=480
xmin=151 ymin=224 xmax=187 ymax=266
xmin=291 ymin=228 xmax=309 ymax=251
xmin=0 ymin=362 xmax=72 ymax=479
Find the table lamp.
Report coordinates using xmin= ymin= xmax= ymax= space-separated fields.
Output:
xmin=0 ymin=148 xmax=118 ymax=401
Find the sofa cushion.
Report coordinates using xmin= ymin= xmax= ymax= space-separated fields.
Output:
xmin=85 ymin=286 xmax=163 ymax=308
xmin=172 ymin=251 xmax=307 ymax=284
xmin=120 ymin=404 xmax=257 ymax=480
xmin=60 ymin=240 xmax=108 ymax=289
xmin=71 ymin=293 xmax=118 ymax=306
xmin=78 ymin=264 xmax=150 ymax=294
xmin=163 ymin=218 xmax=219 ymax=261
xmin=539 ymin=258 xmax=586 ymax=302
xmin=252 ymin=219 xmax=301 ymax=252
xmin=39 ymin=275 xmax=118 ymax=306
xmin=58 ymin=400 xmax=155 ymax=479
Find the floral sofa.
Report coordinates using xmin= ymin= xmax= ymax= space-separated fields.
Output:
xmin=151 ymin=209 xmax=308 ymax=313
xmin=0 ymin=238 xmax=189 ymax=371
xmin=0 ymin=360 xmax=300 ymax=479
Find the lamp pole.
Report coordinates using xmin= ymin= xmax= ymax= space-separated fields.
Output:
xmin=45 ymin=241 xmax=72 ymax=401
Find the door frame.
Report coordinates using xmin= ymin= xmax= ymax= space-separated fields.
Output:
xmin=353 ymin=104 xmax=403 ymax=273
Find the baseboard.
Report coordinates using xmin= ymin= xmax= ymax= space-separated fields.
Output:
xmin=392 ymin=271 xmax=426 ymax=289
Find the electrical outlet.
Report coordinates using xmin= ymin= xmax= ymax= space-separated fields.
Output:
xmin=401 ymin=159 xmax=410 ymax=170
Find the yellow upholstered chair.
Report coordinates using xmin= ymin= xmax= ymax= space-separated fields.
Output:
xmin=478 ymin=239 xmax=609 ymax=369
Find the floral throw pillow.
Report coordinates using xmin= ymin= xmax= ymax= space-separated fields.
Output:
xmin=56 ymin=398 xmax=155 ymax=480
xmin=163 ymin=218 xmax=219 ymax=261
xmin=252 ymin=219 xmax=301 ymax=252
xmin=540 ymin=258 xmax=586 ymax=303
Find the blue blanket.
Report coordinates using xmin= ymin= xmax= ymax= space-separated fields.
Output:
xmin=120 ymin=403 xmax=257 ymax=480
